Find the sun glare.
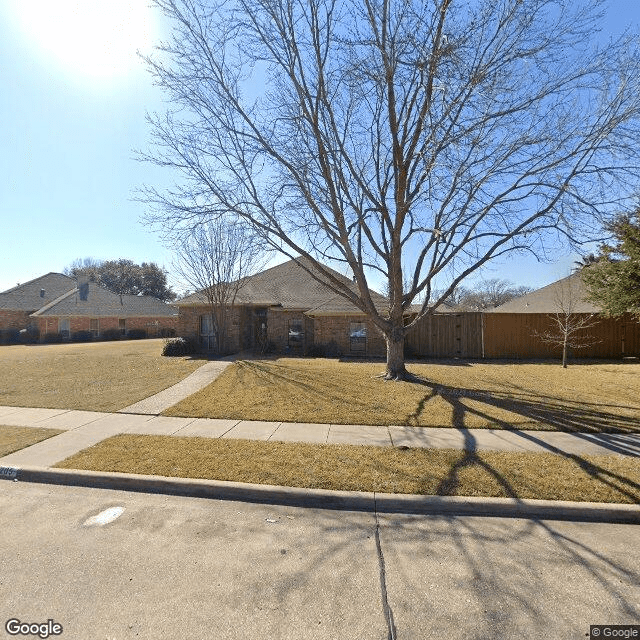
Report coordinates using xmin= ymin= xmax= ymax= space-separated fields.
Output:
xmin=11 ymin=0 xmax=154 ymax=80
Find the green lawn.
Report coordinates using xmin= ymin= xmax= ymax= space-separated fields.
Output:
xmin=164 ymin=357 xmax=640 ymax=433
xmin=0 ymin=339 xmax=205 ymax=412
xmin=55 ymin=434 xmax=640 ymax=503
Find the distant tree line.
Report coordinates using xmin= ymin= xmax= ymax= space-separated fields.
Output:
xmin=443 ymin=279 xmax=532 ymax=311
xmin=63 ymin=258 xmax=176 ymax=302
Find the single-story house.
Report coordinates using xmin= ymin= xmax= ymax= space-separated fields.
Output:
xmin=0 ymin=273 xmax=76 ymax=333
xmin=29 ymin=280 xmax=178 ymax=340
xmin=176 ymin=261 xmax=639 ymax=360
xmin=175 ymin=257 xmax=389 ymax=356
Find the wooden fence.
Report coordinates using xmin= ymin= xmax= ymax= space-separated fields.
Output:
xmin=405 ymin=312 xmax=483 ymax=358
xmin=483 ymin=312 xmax=640 ymax=359
xmin=405 ymin=311 xmax=640 ymax=359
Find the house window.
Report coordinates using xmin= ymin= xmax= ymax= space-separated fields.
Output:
xmin=90 ymin=318 xmax=99 ymax=338
xmin=349 ymin=322 xmax=367 ymax=353
xmin=59 ymin=318 xmax=70 ymax=339
xmin=288 ymin=319 xmax=304 ymax=348
xmin=119 ymin=319 xmax=126 ymax=335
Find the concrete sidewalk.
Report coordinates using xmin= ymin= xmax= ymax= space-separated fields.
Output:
xmin=0 ymin=404 xmax=638 ymax=469
xmin=118 ymin=358 xmax=234 ymax=414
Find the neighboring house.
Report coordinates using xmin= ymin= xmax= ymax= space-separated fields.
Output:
xmin=0 ymin=273 xmax=76 ymax=333
xmin=483 ymin=272 xmax=640 ymax=358
xmin=30 ymin=281 xmax=177 ymax=339
xmin=175 ymin=257 xmax=389 ymax=356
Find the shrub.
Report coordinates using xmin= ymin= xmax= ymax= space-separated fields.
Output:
xmin=43 ymin=332 xmax=64 ymax=344
xmin=325 ymin=340 xmax=341 ymax=357
xmin=19 ymin=326 xmax=40 ymax=344
xmin=263 ymin=340 xmax=278 ymax=354
xmin=126 ymin=328 xmax=147 ymax=340
xmin=160 ymin=327 xmax=176 ymax=338
xmin=162 ymin=336 xmax=197 ymax=356
xmin=101 ymin=328 xmax=122 ymax=341
xmin=71 ymin=330 xmax=93 ymax=342
xmin=306 ymin=343 xmax=326 ymax=358
xmin=0 ymin=329 xmax=20 ymax=345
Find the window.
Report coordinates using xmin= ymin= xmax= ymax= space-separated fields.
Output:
xmin=119 ymin=319 xmax=126 ymax=335
xmin=350 ymin=322 xmax=367 ymax=353
xmin=90 ymin=318 xmax=99 ymax=338
xmin=288 ymin=319 xmax=304 ymax=348
xmin=59 ymin=318 xmax=70 ymax=339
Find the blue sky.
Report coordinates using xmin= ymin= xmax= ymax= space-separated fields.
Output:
xmin=1 ymin=1 xmax=639 ymax=296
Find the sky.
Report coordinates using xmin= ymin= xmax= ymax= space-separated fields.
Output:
xmin=1 ymin=1 xmax=639 ymax=296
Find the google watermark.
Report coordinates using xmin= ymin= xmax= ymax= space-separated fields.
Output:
xmin=590 ymin=626 xmax=640 ymax=639
xmin=5 ymin=619 xmax=63 ymax=639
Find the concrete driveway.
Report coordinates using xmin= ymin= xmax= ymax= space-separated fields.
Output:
xmin=1 ymin=482 xmax=638 ymax=640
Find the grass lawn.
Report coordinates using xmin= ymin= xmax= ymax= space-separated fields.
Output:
xmin=0 ymin=339 xmax=205 ymax=412
xmin=54 ymin=434 xmax=640 ymax=504
xmin=0 ymin=425 xmax=63 ymax=457
xmin=164 ymin=357 xmax=640 ymax=433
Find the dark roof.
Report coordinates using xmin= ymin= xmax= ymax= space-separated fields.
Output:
xmin=406 ymin=302 xmax=457 ymax=314
xmin=487 ymin=273 xmax=600 ymax=313
xmin=30 ymin=282 xmax=177 ymax=318
xmin=0 ymin=273 xmax=76 ymax=311
xmin=305 ymin=293 xmax=389 ymax=316
xmin=176 ymin=257 xmax=388 ymax=312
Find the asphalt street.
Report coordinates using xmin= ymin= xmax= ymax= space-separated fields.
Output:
xmin=1 ymin=482 xmax=638 ymax=640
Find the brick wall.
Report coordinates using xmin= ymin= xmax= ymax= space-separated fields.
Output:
xmin=266 ymin=308 xmax=312 ymax=352
xmin=34 ymin=316 xmax=177 ymax=339
xmin=0 ymin=310 xmax=32 ymax=331
xmin=312 ymin=315 xmax=386 ymax=357
xmin=176 ymin=304 xmax=242 ymax=353
xmin=177 ymin=304 xmax=386 ymax=357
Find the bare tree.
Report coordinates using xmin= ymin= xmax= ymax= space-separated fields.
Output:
xmin=140 ymin=0 xmax=640 ymax=379
xmin=174 ymin=217 xmax=269 ymax=354
xmin=533 ymin=278 xmax=599 ymax=367
xmin=444 ymin=279 xmax=532 ymax=311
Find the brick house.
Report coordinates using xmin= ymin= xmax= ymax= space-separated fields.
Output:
xmin=175 ymin=258 xmax=389 ymax=356
xmin=29 ymin=281 xmax=177 ymax=340
xmin=0 ymin=273 xmax=76 ymax=334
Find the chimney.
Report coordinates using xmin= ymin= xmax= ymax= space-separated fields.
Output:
xmin=77 ymin=276 xmax=90 ymax=302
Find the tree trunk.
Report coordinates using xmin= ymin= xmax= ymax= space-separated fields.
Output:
xmin=385 ymin=330 xmax=407 ymax=380
xmin=562 ymin=334 xmax=568 ymax=368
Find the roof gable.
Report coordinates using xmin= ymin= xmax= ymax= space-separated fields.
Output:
xmin=30 ymin=282 xmax=177 ymax=317
xmin=488 ymin=273 xmax=601 ymax=313
xmin=176 ymin=257 xmax=385 ymax=311
xmin=0 ymin=273 xmax=76 ymax=311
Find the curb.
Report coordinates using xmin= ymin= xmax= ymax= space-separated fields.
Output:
xmin=1 ymin=465 xmax=639 ymax=524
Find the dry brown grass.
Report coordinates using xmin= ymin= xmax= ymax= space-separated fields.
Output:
xmin=0 ymin=339 xmax=204 ymax=412
xmin=0 ymin=425 xmax=63 ymax=457
xmin=54 ymin=434 xmax=640 ymax=503
xmin=164 ymin=358 xmax=640 ymax=433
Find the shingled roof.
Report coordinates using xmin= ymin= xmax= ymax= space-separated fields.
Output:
xmin=0 ymin=273 xmax=75 ymax=311
xmin=30 ymin=282 xmax=177 ymax=318
xmin=176 ymin=257 xmax=388 ymax=312
xmin=487 ymin=273 xmax=601 ymax=314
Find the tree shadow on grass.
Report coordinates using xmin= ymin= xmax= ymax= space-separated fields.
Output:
xmin=403 ymin=373 xmax=640 ymax=435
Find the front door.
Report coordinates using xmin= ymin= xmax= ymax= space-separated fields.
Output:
xmin=254 ymin=308 xmax=268 ymax=352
